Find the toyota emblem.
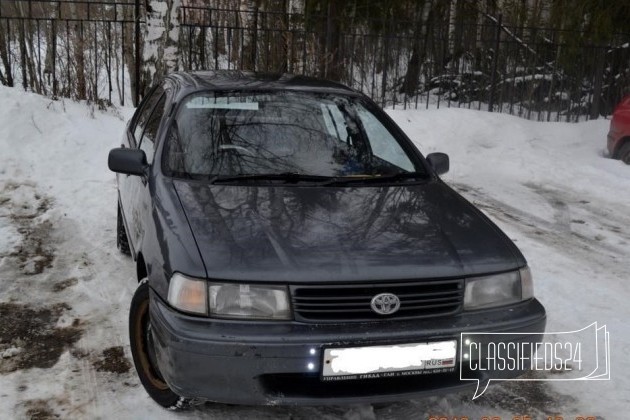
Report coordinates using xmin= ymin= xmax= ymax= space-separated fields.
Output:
xmin=370 ymin=293 xmax=400 ymax=315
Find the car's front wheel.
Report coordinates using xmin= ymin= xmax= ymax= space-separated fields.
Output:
xmin=129 ymin=279 xmax=193 ymax=410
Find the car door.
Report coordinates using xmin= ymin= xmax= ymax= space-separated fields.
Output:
xmin=119 ymin=85 xmax=166 ymax=256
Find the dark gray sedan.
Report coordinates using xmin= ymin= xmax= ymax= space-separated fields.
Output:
xmin=108 ymin=71 xmax=545 ymax=409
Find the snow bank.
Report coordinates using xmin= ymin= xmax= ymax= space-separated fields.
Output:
xmin=389 ymin=107 xmax=630 ymax=417
xmin=390 ymin=106 xmax=629 ymax=207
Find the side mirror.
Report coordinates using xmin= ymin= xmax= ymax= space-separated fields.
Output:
xmin=426 ymin=152 xmax=449 ymax=175
xmin=108 ymin=148 xmax=148 ymax=176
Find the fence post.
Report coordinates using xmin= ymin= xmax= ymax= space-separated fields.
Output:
xmin=251 ymin=7 xmax=258 ymax=71
xmin=325 ymin=1 xmax=332 ymax=78
xmin=20 ymin=19 xmax=27 ymax=91
xmin=52 ymin=20 xmax=57 ymax=97
xmin=590 ymin=47 xmax=605 ymax=120
xmin=381 ymin=15 xmax=392 ymax=108
xmin=134 ymin=0 xmax=141 ymax=106
xmin=488 ymin=14 xmax=502 ymax=112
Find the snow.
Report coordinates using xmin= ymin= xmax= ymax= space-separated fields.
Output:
xmin=1 ymin=347 xmax=22 ymax=359
xmin=503 ymin=74 xmax=554 ymax=83
xmin=393 ymin=106 xmax=630 ymax=414
xmin=0 ymin=85 xmax=629 ymax=418
xmin=0 ymin=219 xmax=19 ymax=255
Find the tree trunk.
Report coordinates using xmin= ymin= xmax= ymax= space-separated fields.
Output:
xmin=15 ymin=1 xmax=38 ymax=93
xmin=122 ymin=5 xmax=138 ymax=105
xmin=590 ymin=48 xmax=606 ymax=120
xmin=74 ymin=23 xmax=87 ymax=100
xmin=26 ymin=25 xmax=40 ymax=94
xmin=241 ymin=1 xmax=260 ymax=70
xmin=324 ymin=0 xmax=341 ymax=81
xmin=43 ymin=2 xmax=59 ymax=96
xmin=400 ymin=0 xmax=426 ymax=96
xmin=0 ymin=21 xmax=14 ymax=87
xmin=18 ymin=20 xmax=28 ymax=91
xmin=265 ymin=0 xmax=288 ymax=73
xmin=143 ymin=0 xmax=181 ymax=89
xmin=67 ymin=2 xmax=86 ymax=100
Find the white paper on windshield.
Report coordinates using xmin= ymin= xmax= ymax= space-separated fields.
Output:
xmin=186 ymin=97 xmax=259 ymax=110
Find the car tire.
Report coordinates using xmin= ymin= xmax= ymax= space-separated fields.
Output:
xmin=117 ymin=204 xmax=131 ymax=255
xmin=618 ymin=142 xmax=630 ymax=165
xmin=129 ymin=279 xmax=193 ymax=410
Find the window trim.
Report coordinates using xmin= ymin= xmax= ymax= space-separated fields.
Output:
xmin=138 ymin=92 xmax=167 ymax=146
xmin=137 ymin=92 xmax=167 ymax=165
xmin=131 ymin=85 xmax=165 ymax=147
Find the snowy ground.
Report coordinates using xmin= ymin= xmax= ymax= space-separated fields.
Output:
xmin=0 ymin=85 xmax=628 ymax=419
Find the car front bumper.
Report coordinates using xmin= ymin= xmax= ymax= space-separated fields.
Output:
xmin=149 ymin=289 xmax=546 ymax=405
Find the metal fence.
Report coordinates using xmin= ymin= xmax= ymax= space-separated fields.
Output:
xmin=0 ymin=0 xmax=142 ymax=106
xmin=178 ymin=4 xmax=630 ymax=122
xmin=1 ymin=0 xmax=629 ymax=121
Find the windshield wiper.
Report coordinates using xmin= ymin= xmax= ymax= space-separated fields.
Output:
xmin=321 ymin=171 xmax=429 ymax=186
xmin=208 ymin=171 xmax=428 ymax=185
xmin=209 ymin=172 xmax=334 ymax=184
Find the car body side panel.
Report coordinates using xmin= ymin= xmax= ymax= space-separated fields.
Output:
xmin=117 ymin=82 xmax=207 ymax=295
xmin=116 ymin=124 xmax=141 ymax=258
xmin=608 ymin=95 xmax=630 ymax=157
xmin=148 ymin=177 xmax=208 ymax=298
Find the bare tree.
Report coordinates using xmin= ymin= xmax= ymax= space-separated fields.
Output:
xmin=400 ymin=0 xmax=428 ymax=96
xmin=143 ymin=0 xmax=182 ymax=89
xmin=240 ymin=0 xmax=261 ymax=70
xmin=0 ymin=21 xmax=14 ymax=87
xmin=67 ymin=2 xmax=87 ymax=99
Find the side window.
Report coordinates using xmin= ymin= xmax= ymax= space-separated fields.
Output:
xmin=356 ymin=106 xmax=415 ymax=172
xmin=138 ymin=94 xmax=167 ymax=164
xmin=133 ymin=86 xmax=165 ymax=145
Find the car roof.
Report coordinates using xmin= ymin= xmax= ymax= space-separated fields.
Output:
xmin=165 ymin=70 xmax=360 ymax=98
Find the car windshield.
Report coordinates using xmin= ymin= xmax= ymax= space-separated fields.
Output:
xmin=163 ymin=91 xmax=423 ymax=180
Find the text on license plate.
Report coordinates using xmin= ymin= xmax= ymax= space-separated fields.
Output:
xmin=321 ymin=340 xmax=457 ymax=380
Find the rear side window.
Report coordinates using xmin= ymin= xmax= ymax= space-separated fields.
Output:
xmin=133 ymin=86 xmax=165 ymax=145
xmin=139 ymin=94 xmax=167 ymax=164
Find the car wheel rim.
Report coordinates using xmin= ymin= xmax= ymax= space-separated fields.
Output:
xmin=134 ymin=300 xmax=169 ymax=391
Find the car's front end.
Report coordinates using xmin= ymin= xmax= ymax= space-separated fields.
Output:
xmin=150 ymin=269 xmax=545 ymax=405
xmin=150 ymin=176 xmax=546 ymax=405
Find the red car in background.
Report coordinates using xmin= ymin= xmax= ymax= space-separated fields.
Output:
xmin=608 ymin=95 xmax=630 ymax=164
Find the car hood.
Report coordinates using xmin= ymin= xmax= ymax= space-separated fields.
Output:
xmin=172 ymin=180 xmax=524 ymax=282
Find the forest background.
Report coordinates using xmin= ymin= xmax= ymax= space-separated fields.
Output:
xmin=1 ymin=0 xmax=629 ymax=121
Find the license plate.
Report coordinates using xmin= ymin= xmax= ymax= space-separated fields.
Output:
xmin=321 ymin=340 xmax=457 ymax=381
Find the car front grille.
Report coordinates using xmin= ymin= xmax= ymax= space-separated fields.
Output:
xmin=290 ymin=279 xmax=464 ymax=323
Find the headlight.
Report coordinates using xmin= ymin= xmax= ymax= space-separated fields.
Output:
xmin=167 ymin=273 xmax=208 ymax=315
xmin=520 ymin=266 xmax=534 ymax=299
xmin=464 ymin=267 xmax=533 ymax=310
xmin=208 ymin=283 xmax=291 ymax=320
